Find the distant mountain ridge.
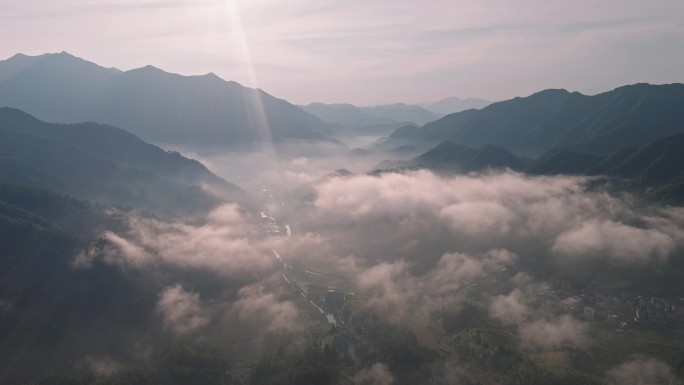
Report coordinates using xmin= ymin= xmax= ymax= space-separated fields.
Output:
xmin=0 ymin=52 xmax=342 ymax=152
xmin=417 ymin=97 xmax=492 ymax=115
xmin=378 ymin=83 xmax=684 ymax=157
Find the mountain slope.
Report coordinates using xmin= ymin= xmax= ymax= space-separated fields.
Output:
xmin=530 ymin=133 xmax=684 ymax=204
xmin=384 ymin=84 xmax=684 ymax=156
xmin=607 ymin=134 xmax=684 ymax=184
xmin=0 ymin=108 xmax=241 ymax=215
xmin=374 ymin=140 xmax=527 ymax=173
xmin=527 ymin=151 xmax=605 ymax=175
xmin=0 ymin=52 xmax=342 ymax=152
xmin=0 ymin=183 xmax=237 ymax=385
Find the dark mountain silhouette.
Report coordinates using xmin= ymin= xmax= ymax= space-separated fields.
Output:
xmin=0 ymin=183 xmax=119 ymax=385
xmin=527 ymin=151 xmax=605 ymax=175
xmin=417 ymin=96 xmax=492 ymax=115
xmin=0 ymin=107 xmax=241 ymax=215
xmin=0 ymin=52 xmax=343 ymax=152
xmin=530 ymin=133 xmax=684 ymax=204
xmin=414 ymin=140 xmax=474 ymax=164
xmin=379 ymin=84 xmax=684 ymax=157
xmin=607 ymin=134 xmax=684 ymax=184
xmin=374 ymin=140 xmax=527 ymax=174
xmin=0 ymin=182 xmax=105 ymax=236
xmin=424 ymin=142 xmax=527 ymax=172
xmin=0 ymin=183 xmax=240 ymax=385
xmin=378 ymin=131 xmax=684 ymax=204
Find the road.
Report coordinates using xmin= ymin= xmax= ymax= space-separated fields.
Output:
xmin=261 ymin=188 xmax=338 ymax=326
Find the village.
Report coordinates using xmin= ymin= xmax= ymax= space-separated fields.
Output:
xmin=542 ymin=280 xmax=684 ymax=330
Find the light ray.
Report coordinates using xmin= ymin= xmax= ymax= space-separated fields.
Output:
xmin=221 ymin=0 xmax=275 ymax=156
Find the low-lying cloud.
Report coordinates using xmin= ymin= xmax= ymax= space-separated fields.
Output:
xmin=357 ymin=249 xmax=515 ymax=321
xmin=553 ymin=220 xmax=675 ymax=262
xmin=607 ymin=357 xmax=676 ymax=385
xmin=304 ymin=170 xmax=684 ymax=264
xmin=519 ymin=315 xmax=588 ymax=350
xmin=489 ymin=272 xmax=589 ymax=350
xmin=82 ymin=204 xmax=278 ymax=276
xmin=157 ymin=284 xmax=211 ymax=334
xmin=232 ymin=284 xmax=302 ymax=334
xmin=72 ymin=167 xmax=684 ymax=370
xmin=354 ymin=362 xmax=394 ymax=385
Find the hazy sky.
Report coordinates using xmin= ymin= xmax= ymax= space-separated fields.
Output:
xmin=1 ymin=0 xmax=683 ymax=105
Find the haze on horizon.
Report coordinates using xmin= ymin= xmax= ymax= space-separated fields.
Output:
xmin=2 ymin=0 xmax=683 ymax=105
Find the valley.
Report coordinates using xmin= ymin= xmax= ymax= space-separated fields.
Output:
xmin=1 ymin=19 xmax=684 ymax=383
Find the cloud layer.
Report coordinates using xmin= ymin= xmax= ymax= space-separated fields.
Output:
xmin=489 ymin=273 xmax=589 ymax=349
xmin=357 ymin=249 xmax=515 ymax=322
xmin=232 ymin=284 xmax=301 ymax=334
xmin=157 ymin=284 xmax=211 ymax=334
xmin=87 ymin=204 xmax=278 ymax=276
xmin=78 ymin=168 xmax=684 ymax=364
xmin=607 ymin=357 xmax=676 ymax=385
xmin=304 ymin=170 xmax=684 ymax=265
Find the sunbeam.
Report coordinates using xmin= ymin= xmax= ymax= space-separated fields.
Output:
xmin=220 ymin=0 xmax=275 ymax=156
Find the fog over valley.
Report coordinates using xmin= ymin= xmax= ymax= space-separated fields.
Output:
xmin=2 ymin=2 xmax=684 ymax=383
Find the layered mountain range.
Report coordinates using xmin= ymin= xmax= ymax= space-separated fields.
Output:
xmin=363 ymin=83 xmax=684 ymax=203
xmin=2 ymin=50 xmax=684 ymax=385
xmin=0 ymin=52 xmax=343 ymax=152
xmin=375 ymin=84 xmax=684 ymax=157
xmin=0 ymin=107 xmax=241 ymax=216
xmin=373 ymin=133 xmax=684 ymax=204
xmin=2 ymin=52 xmax=684 ymax=205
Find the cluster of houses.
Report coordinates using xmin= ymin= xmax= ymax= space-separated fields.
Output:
xmin=625 ymin=296 xmax=682 ymax=328
xmin=546 ymin=282 xmax=684 ymax=329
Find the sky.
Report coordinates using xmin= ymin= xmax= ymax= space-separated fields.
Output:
xmin=1 ymin=0 xmax=683 ymax=105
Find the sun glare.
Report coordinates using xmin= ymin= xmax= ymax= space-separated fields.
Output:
xmin=221 ymin=0 xmax=275 ymax=154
